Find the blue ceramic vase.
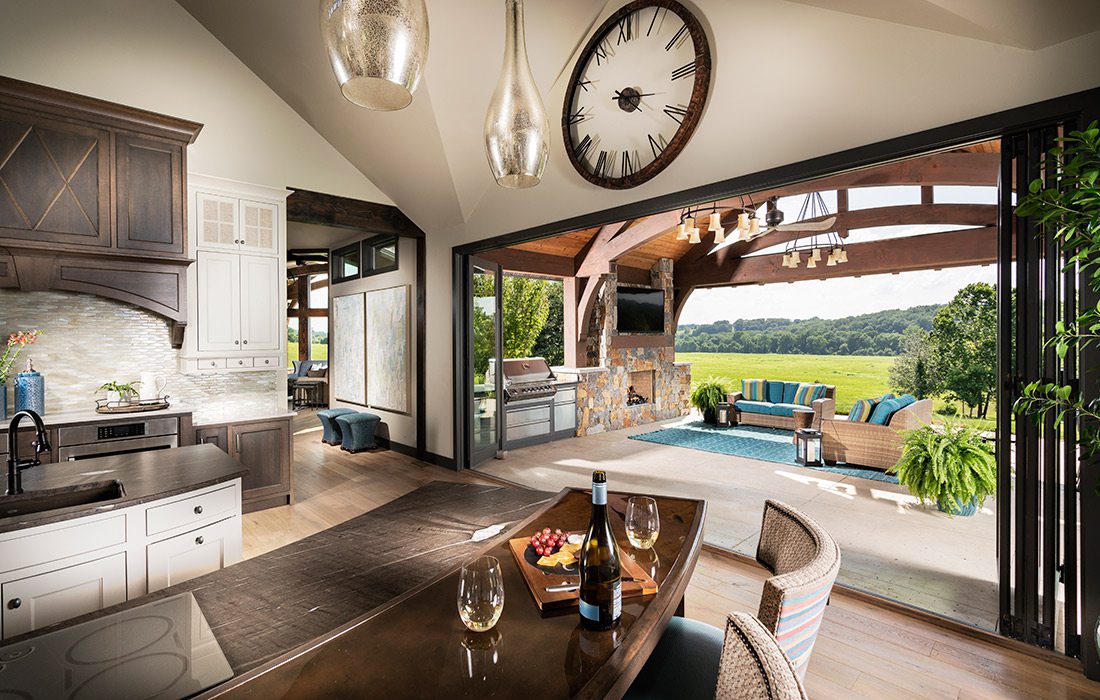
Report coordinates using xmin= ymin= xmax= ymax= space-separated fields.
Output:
xmin=0 ymin=381 xmax=7 ymax=421
xmin=14 ymin=360 xmax=45 ymax=416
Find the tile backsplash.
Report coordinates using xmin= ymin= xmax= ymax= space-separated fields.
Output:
xmin=0 ymin=289 xmax=282 ymax=423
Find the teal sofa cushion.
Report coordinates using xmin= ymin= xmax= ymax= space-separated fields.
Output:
xmin=735 ymin=400 xmax=773 ymax=415
xmin=783 ymin=382 xmax=800 ymax=404
xmin=771 ymin=403 xmax=811 ymax=418
xmin=765 ymin=380 xmax=785 ymax=404
xmin=869 ymin=394 xmax=917 ymax=425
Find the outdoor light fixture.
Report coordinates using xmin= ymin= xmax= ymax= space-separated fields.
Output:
xmin=779 ymin=192 xmax=849 ymax=271
xmin=688 ymin=227 xmax=701 ymax=244
xmin=320 ymin=0 xmax=430 ymax=111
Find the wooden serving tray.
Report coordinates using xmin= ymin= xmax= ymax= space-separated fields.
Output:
xmin=508 ymin=536 xmax=659 ymax=611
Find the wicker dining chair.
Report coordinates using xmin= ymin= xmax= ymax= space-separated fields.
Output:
xmin=625 ymin=612 xmax=807 ymax=700
xmin=755 ymin=499 xmax=842 ymax=679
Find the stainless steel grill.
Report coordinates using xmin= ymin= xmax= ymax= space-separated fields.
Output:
xmin=500 ymin=357 xmax=557 ymax=403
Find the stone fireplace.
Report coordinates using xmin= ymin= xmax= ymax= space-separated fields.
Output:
xmin=572 ymin=258 xmax=692 ymax=435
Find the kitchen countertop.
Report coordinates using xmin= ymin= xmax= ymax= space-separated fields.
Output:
xmin=0 ymin=404 xmax=196 ymax=433
xmin=192 ymin=409 xmax=296 ymax=427
xmin=0 ymin=443 xmax=247 ymax=533
xmin=5 ymin=482 xmax=553 ymax=681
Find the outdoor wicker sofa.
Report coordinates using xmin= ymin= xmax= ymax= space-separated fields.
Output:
xmin=820 ymin=398 xmax=933 ymax=470
xmin=726 ymin=382 xmax=836 ymax=430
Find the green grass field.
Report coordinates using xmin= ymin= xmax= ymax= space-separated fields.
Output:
xmin=677 ymin=352 xmax=996 ymax=431
xmin=288 ymin=343 xmax=329 ymax=368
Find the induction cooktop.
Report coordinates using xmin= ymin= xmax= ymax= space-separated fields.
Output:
xmin=0 ymin=592 xmax=232 ymax=699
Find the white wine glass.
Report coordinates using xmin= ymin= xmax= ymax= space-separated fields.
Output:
xmin=626 ymin=497 xmax=660 ymax=550
xmin=458 ymin=556 xmax=505 ymax=632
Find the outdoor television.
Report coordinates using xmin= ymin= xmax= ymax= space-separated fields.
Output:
xmin=616 ymin=286 xmax=665 ymax=334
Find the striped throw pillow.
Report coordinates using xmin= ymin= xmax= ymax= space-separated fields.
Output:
xmin=793 ymin=383 xmax=826 ymax=407
xmin=848 ymin=398 xmax=878 ymax=422
xmin=742 ymin=378 xmax=767 ymax=401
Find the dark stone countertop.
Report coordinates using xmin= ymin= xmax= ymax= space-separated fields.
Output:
xmin=6 ymin=481 xmax=553 ymax=680
xmin=0 ymin=443 xmax=247 ymax=533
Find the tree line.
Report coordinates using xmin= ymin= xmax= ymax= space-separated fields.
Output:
xmin=675 ymin=306 xmax=941 ymax=356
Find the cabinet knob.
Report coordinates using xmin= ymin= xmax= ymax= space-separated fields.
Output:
xmin=210 ymin=361 xmax=217 ymax=367
xmin=243 ymin=340 xmax=248 ymax=345
xmin=7 ymin=598 xmax=20 ymax=610
xmin=195 ymin=536 xmax=205 ymax=545
xmin=235 ymin=340 xmax=240 ymax=345
xmin=238 ymin=360 xmax=244 ymax=366
xmin=194 ymin=505 xmax=203 ymax=515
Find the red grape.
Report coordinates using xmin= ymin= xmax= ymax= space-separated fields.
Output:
xmin=535 ymin=546 xmax=544 ymax=555
xmin=542 ymin=527 xmax=551 ymax=535
xmin=554 ymin=529 xmax=563 ymax=536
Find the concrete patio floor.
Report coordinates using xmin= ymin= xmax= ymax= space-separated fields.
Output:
xmin=477 ymin=415 xmax=1000 ymax=632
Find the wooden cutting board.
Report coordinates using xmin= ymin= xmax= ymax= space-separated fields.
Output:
xmin=508 ymin=537 xmax=659 ymax=611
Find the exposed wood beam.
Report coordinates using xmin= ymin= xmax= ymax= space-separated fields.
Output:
xmin=576 ymin=275 xmax=605 ymax=343
xmin=479 ymin=247 xmax=576 ymax=277
xmin=287 ymin=263 xmax=328 ymax=279
xmin=677 ymin=202 xmax=997 ymax=279
xmin=287 ymin=188 xmax=424 ymax=239
xmin=679 ymin=226 xmax=997 ymax=288
xmin=287 ymin=308 xmax=329 ymax=318
xmin=562 ymin=277 xmax=585 ymax=367
xmin=573 ymin=222 xmax=631 ymax=272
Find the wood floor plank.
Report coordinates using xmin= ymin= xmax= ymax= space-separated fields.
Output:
xmin=238 ymin=414 xmax=1100 ymax=700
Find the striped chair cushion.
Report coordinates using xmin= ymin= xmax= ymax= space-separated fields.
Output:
xmin=847 ymin=398 xmax=878 ymax=422
xmin=756 ymin=500 xmax=841 ymax=680
xmin=793 ymin=383 xmax=826 ymax=407
xmin=742 ymin=378 xmax=767 ymax=401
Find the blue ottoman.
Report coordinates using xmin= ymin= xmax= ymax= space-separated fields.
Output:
xmin=335 ymin=412 xmax=382 ymax=453
xmin=317 ymin=408 xmax=357 ymax=445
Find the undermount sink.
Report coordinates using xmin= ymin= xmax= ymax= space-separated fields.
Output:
xmin=0 ymin=480 xmax=126 ymax=518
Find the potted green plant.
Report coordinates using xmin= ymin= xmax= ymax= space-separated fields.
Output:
xmin=690 ymin=377 xmax=729 ymax=425
xmin=98 ymin=381 xmax=139 ymax=406
xmin=889 ymin=423 xmax=996 ymax=516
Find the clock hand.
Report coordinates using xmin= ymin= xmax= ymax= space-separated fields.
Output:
xmin=612 ymin=90 xmax=656 ymax=99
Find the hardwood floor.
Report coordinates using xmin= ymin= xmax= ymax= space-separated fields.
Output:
xmin=241 ymin=413 xmax=1100 ymax=699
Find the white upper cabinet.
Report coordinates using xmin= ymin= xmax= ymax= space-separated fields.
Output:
xmin=183 ymin=175 xmax=289 ymax=370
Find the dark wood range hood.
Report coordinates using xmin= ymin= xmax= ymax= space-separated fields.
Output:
xmin=0 ymin=77 xmax=202 ymax=347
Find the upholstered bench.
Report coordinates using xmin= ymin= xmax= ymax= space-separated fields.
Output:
xmin=317 ymin=408 xmax=357 ymax=445
xmin=335 ymin=411 xmax=382 ymax=453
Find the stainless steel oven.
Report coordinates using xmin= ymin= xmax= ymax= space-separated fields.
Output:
xmin=57 ymin=417 xmax=179 ymax=461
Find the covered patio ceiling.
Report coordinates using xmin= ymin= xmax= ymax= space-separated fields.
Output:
xmin=480 ymin=142 xmax=1001 ymax=365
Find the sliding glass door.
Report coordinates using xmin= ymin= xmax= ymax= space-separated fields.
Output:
xmin=467 ymin=257 xmax=503 ymax=468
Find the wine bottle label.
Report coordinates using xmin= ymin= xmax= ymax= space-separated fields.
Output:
xmin=612 ymin=580 xmax=621 ymax=620
xmin=579 ymin=598 xmax=599 ymax=622
xmin=592 ymin=482 xmax=607 ymax=506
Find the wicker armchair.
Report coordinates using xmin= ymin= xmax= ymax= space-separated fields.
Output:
xmin=625 ymin=612 xmax=807 ymax=700
xmin=756 ymin=500 xmax=841 ymax=679
xmin=715 ymin=613 xmax=808 ymax=700
xmin=820 ymin=399 xmax=933 ymax=470
xmin=726 ymin=388 xmax=836 ymax=430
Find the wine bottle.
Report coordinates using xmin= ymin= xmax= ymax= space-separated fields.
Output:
xmin=579 ymin=470 xmax=621 ymax=630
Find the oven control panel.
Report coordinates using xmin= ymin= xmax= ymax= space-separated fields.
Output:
xmin=97 ymin=423 xmax=146 ymax=441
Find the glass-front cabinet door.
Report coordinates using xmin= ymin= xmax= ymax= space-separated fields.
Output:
xmin=468 ymin=258 xmax=502 ymax=468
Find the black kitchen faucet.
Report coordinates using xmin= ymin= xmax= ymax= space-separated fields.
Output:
xmin=5 ymin=410 xmax=51 ymax=496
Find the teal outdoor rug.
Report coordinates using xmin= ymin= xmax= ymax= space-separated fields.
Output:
xmin=628 ymin=422 xmax=899 ymax=484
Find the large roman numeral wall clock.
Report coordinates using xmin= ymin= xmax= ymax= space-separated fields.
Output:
xmin=562 ymin=0 xmax=711 ymax=190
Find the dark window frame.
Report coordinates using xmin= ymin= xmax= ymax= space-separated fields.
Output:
xmin=331 ymin=242 xmax=362 ymax=284
xmin=362 ymin=235 xmax=399 ymax=278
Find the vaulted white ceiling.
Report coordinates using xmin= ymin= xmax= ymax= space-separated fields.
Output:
xmin=178 ymin=0 xmax=1100 ymax=239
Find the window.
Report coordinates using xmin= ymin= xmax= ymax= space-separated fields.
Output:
xmin=363 ymin=236 xmax=399 ymax=277
xmin=332 ymin=243 xmax=361 ymax=283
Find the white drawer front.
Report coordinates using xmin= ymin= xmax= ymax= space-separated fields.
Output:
xmin=253 ymin=356 xmax=279 ymax=368
xmin=0 ymin=515 xmax=126 ymax=574
xmin=230 ymin=357 xmax=254 ymax=369
xmin=146 ymin=484 xmax=238 ymax=538
xmin=2 ymin=552 xmax=127 ymax=639
xmin=147 ymin=517 xmax=241 ymax=592
xmin=203 ymin=358 xmax=227 ymax=369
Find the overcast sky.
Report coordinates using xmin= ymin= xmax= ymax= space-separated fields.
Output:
xmin=678 ymin=264 xmax=997 ymax=323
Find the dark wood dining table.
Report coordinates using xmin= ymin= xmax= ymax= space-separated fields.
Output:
xmin=201 ymin=487 xmax=707 ymax=699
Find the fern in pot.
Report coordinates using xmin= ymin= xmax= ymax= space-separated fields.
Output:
xmin=690 ymin=377 xmax=729 ymax=425
xmin=889 ymin=423 xmax=996 ymax=516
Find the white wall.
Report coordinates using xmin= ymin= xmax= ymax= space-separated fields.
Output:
xmin=0 ymin=0 xmax=392 ymax=206
xmin=328 ymin=236 xmax=419 ymax=448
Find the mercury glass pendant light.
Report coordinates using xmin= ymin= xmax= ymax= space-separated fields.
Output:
xmin=484 ymin=0 xmax=549 ymax=188
xmin=320 ymin=0 xmax=429 ymax=111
